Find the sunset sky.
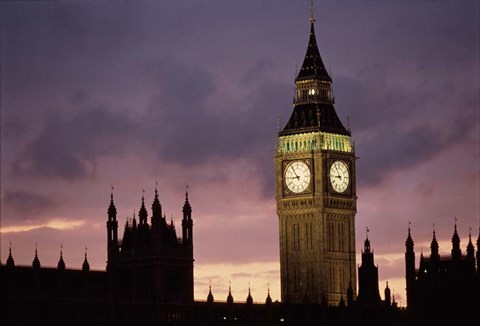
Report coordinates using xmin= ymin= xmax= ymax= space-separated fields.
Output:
xmin=1 ymin=0 xmax=479 ymax=307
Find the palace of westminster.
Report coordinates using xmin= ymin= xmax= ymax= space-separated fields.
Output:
xmin=1 ymin=10 xmax=479 ymax=325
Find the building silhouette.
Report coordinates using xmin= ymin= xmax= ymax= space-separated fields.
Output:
xmin=405 ymin=223 xmax=480 ymax=322
xmin=1 ymin=7 xmax=478 ymax=325
xmin=106 ymin=188 xmax=194 ymax=304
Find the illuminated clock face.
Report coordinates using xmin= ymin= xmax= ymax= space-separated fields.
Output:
xmin=284 ymin=161 xmax=311 ymax=194
xmin=329 ymin=160 xmax=350 ymax=193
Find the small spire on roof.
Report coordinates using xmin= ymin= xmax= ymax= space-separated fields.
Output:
xmin=58 ymin=244 xmax=65 ymax=270
xmin=83 ymin=246 xmax=90 ymax=271
xmin=6 ymin=241 xmax=15 ymax=267
xmin=32 ymin=242 xmax=41 ymax=268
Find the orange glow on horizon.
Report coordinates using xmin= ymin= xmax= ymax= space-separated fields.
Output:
xmin=1 ymin=219 xmax=85 ymax=233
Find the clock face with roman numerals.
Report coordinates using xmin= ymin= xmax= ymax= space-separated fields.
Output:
xmin=284 ymin=160 xmax=311 ymax=194
xmin=329 ymin=160 xmax=349 ymax=193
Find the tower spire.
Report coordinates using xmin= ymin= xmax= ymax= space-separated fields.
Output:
xmin=309 ymin=0 xmax=315 ymax=23
xmin=295 ymin=3 xmax=330 ymax=83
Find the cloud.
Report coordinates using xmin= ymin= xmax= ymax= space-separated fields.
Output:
xmin=141 ymin=57 xmax=289 ymax=198
xmin=12 ymin=105 xmax=138 ymax=180
xmin=2 ymin=190 xmax=57 ymax=218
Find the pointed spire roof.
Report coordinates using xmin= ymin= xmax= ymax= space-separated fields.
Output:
xmin=108 ymin=186 xmax=117 ymax=216
xmin=466 ymin=227 xmax=475 ymax=259
xmin=152 ymin=183 xmax=162 ymax=217
xmin=183 ymin=185 xmax=192 ymax=214
xmin=207 ymin=282 xmax=214 ymax=303
xmin=296 ymin=17 xmax=331 ymax=82
xmin=405 ymin=223 xmax=414 ymax=249
xmin=430 ymin=227 xmax=440 ymax=261
xmin=265 ymin=285 xmax=272 ymax=304
xmin=280 ymin=5 xmax=350 ymax=137
xmin=82 ymin=247 xmax=90 ymax=271
xmin=32 ymin=243 xmax=41 ymax=268
xmin=139 ymin=190 xmax=148 ymax=225
xmin=227 ymin=283 xmax=234 ymax=304
xmin=57 ymin=245 xmax=66 ymax=270
xmin=6 ymin=242 xmax=15 ymax=267
xmin=246 ymin=284 xmax=253 ymax=304
xmin=451 ymin=219 xmax=461 ymax=260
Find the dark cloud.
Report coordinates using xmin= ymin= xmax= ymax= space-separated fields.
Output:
xmin=142 ymin=57 xmax=289 ymax=197
xmin=12 ymin=105 xmax=137 ymax=180
xmin=327 ymin=1 xmax=479 ymax=187
xmin=2 ymin=190 xmax=57 ymax=218
xmin=342 ymin=77 xmax=479 ymax=186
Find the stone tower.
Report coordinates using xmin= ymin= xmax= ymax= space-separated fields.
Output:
xmin=274 ymin=12 xmax=357 ymax=305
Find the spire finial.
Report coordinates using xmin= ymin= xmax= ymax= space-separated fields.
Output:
xmin=309 ymin=0 xmax=315 ymax=23
xmin=366 ymin=226 xmax=369 ymax=239
xmin=110 ymin=185 xmax=114 ymax=200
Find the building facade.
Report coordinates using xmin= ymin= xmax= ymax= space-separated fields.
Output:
xmin=274 ymin=16 xmax=357 ymax=305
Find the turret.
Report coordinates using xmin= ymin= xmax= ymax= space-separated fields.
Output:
xmin=6 ymin=242 xmax=15 ymax=267
xmin=32 ymin=244 xmax=41 ymax=269
xmin=182 ymin=189 xmax=193 ymax=247
xmin=384 ymin=282 xmax=391 ymax=306
xmin=246 ymin=286 xmax=253 ymax=304
xmin=477 ymin=227 xmax=480 ymax=277
xmin=451 ymin=222 xmax=462 ymax=261
xmin=106 ymin=189 xmax=118 ymax=267
xmin=266 ymin=286 xmax=272 ymax=305
xmin=82 ymin=247 xmax=90 ymax=272
xmin=466 ymin=228 xmax=475 ymax=272
xmin=405 ymin=225 xmax=415 ymax=309
xmin=151 ymin=185 xmax=163 ymax=233
xmin=430 ymin=228 xmax=440 ymax=262
xmin=357 ymin=229 xmax=381 ymax=306
xmin=227 ymin=285 xmax=234 ymax=304
xmin=57 ymin=246 xmax=65 ymax=270
xmin=207 ymin=284 xmax=214 ymax=303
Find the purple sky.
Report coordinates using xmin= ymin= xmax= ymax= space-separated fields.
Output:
xmin=1 ymin=0 xmax=479 ymax=307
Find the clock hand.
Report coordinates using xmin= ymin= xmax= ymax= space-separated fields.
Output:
xmin=292 ymin=169 xmax=300 ymax=179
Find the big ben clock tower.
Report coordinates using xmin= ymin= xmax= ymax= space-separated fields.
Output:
xmin=275 ymin=13 xmax=357 ymax=305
